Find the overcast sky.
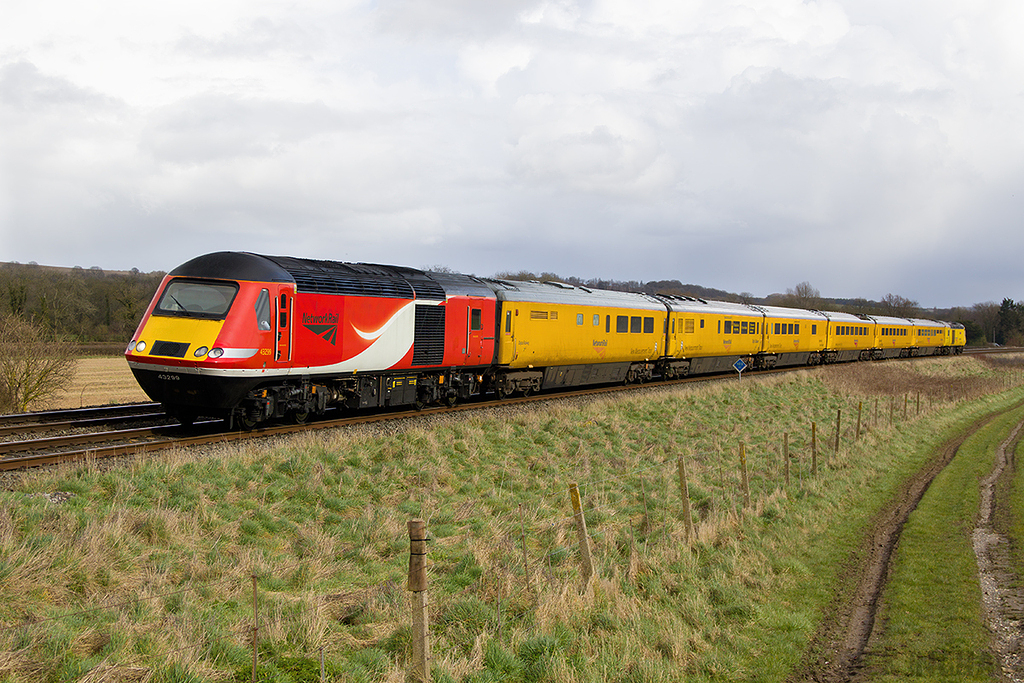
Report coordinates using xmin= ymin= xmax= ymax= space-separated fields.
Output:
xmin=2 ymin=1 xmax=1022 ymax=308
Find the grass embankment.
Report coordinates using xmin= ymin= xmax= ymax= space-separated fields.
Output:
xmin=0 ymin=356 xmax=1021 ymax=682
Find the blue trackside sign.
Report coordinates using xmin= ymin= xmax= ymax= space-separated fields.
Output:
xmin=733 ymin=358 xmax=747 ymax=377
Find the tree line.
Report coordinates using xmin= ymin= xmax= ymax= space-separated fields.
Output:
xmin=0 ymin=262 xmax=164 ymax=343
xmin=3 ymin=261 xmax=1016 ymax=348
xmin=492 ymin=273 xmax=1007 ymax=348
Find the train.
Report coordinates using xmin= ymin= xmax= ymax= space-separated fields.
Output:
xmin=125 ymin=252 xmax=966 ymax=428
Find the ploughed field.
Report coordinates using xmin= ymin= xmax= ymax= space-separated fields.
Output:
xmin=43 ymin=357 xmax=150 ymax=410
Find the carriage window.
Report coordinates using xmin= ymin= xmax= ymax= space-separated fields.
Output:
xmin=607 ymin=315 xmax=611 ymax=333
xmin=795 ymin=324 xmax=800 ymax=334
xmin=724 ymin=320 xmax=732 ymax=334
xmin=255 ymin=289 xmax=271 ymax=331
xmin=644 ymin=317 xmax=654 ymax=334
xmin=617 ymin=316 xmax=628 ymax=333
xmin=812 ymin=324 xmax=817 ymax=335
xmin=577 ymin=314 xmax=584 ymax=326
xmin=631 ymin=316 xmax=642 ymax=333
xmin=741 ymin=321 xmax=748 ymax=334
xmin=471 ymin=308 xmax=482 ymax=331
xmin=594 ymin=314 xmax=600 ymax=326
xmin=505 ymin=310 xmax=512 ymax=333
xmin=685 ymin=319 xmax=695 ymax=334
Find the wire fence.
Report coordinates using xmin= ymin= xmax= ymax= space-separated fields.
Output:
xmin=1 ymin=381 xmax=1011 ymax=681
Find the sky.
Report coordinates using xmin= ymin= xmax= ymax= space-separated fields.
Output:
xmin=2 ymin=0 xmax=1023 ymax=308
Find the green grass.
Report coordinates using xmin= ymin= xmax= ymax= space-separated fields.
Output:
xmin=864 ymin=403 xmax=1024 ymax=681
xmin=0 ymin=356 xmax=1021 ymax=681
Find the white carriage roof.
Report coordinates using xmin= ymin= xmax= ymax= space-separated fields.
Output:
xmin=488 ymin=279 xmax=666 ymax=311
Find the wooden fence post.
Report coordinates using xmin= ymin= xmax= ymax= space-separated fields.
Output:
xmin=519 ymin=504 xmax=533 ymax=595
xmin=739 ymin=443 xmax=750 ymax=508
xmin=811 ymin=422 xmax=818 ymax=476
xmin=677 ymin=456 xmax=694 ymax=543
xmin=569 ymin=483 xmax=594 ymax=585
xmin=784 ymin=433 xmax=790 ymax=486
xmin=252 ymin=573 xmax=259 ymax=683
xmin=408 ymin=519 xmax=431 ymax=683
xmin=856 ymin=402 xmax=862 ymax=440
xmin=832 ymin=409 xmax=841 ymax=464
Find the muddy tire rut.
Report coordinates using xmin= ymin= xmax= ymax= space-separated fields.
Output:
xmin=973 ymin=418 xmax=1024 ymax=681
xmin=789 ymin=401 xmax=1024 ymax=683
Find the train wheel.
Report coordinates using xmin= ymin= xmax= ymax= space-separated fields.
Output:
xmin=236 ymin=414 xmax=258 ymax=431
xmin=496 ymin=386 xmax=508 ymax=400
xmin=292 ymin=410 xmax=310 ymax=425
xmin=446 ymin=395 xmax=458 ymax=408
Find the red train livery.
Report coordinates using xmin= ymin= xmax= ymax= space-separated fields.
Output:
xmin=127 ymin=252 xmax=497 ymax=427
xmin=126 ymin=251 xmax=965 ymax=428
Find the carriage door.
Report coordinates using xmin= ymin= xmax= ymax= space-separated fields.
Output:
xmin=498 ymin=304 xmax=516 ymax=364
xmin=276 ymin=289 xmax=293 ymax=362
xmin=466 ymin=304 xmax=485 ymax=365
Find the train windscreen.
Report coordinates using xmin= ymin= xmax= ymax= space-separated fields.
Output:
xmin=154 ymin=279 xmax=239 ymax=320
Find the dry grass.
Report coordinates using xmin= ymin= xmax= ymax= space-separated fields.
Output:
xmin=2 ymin=356 xmax=1023 ymax=681
xmin=41 ymin=356 xmax=150 ymax=410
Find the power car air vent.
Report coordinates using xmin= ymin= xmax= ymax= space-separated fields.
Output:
xmin=151 ymin=341 xmax=190 ymax=358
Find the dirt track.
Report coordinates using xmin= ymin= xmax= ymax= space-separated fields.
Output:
xmin=789 ymin=401 xmax=1024 ymax=683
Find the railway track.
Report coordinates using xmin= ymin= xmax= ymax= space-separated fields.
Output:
xmin=1 ymin=350 xmax=1016 ymax=473
xmin=0 ymin=372 xmax=731 ymax=471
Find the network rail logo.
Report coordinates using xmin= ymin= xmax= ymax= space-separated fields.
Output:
xmin=302 ymin=312 xmax=339 ymax=345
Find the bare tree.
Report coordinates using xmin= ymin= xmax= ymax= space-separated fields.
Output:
xmin=783 ymin=281 xmax=820 ymax=309
xmin=0 ymin=315 xmax=77 ymax=413
xmin=880 ymin=293 xmax=920 ymax=318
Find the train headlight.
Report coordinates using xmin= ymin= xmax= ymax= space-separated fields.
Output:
xmin=194 ymin=346 xmax=209 ymax=358
xmin=135 ymin=341 xmax=147 ymax=353
xmin=208 ymin=348 xmax=225 ymax=359
xmin=128 ymin=341 xmax=137 ymax=352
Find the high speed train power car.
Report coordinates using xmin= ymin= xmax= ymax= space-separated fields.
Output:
xmin=125 ymin=252 xmax=966 ymax=428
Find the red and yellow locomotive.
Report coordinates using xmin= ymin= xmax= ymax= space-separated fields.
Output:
xmin=126 ymin=252 xmax=497 ymax=427
xmin=126 ymin=252 xmax=966 ymax=427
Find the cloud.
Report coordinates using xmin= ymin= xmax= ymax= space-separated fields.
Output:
xmin=1 ymin=1 xmax=1023 ymax=308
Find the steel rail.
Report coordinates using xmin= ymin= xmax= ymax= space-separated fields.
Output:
xmin=0 ymin=403 xmax=162 ymax=427
xmin=0 ymin=351 xmax=1009 ymax=472
xmin=0 ymin=412 xmax=169 ymax=439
